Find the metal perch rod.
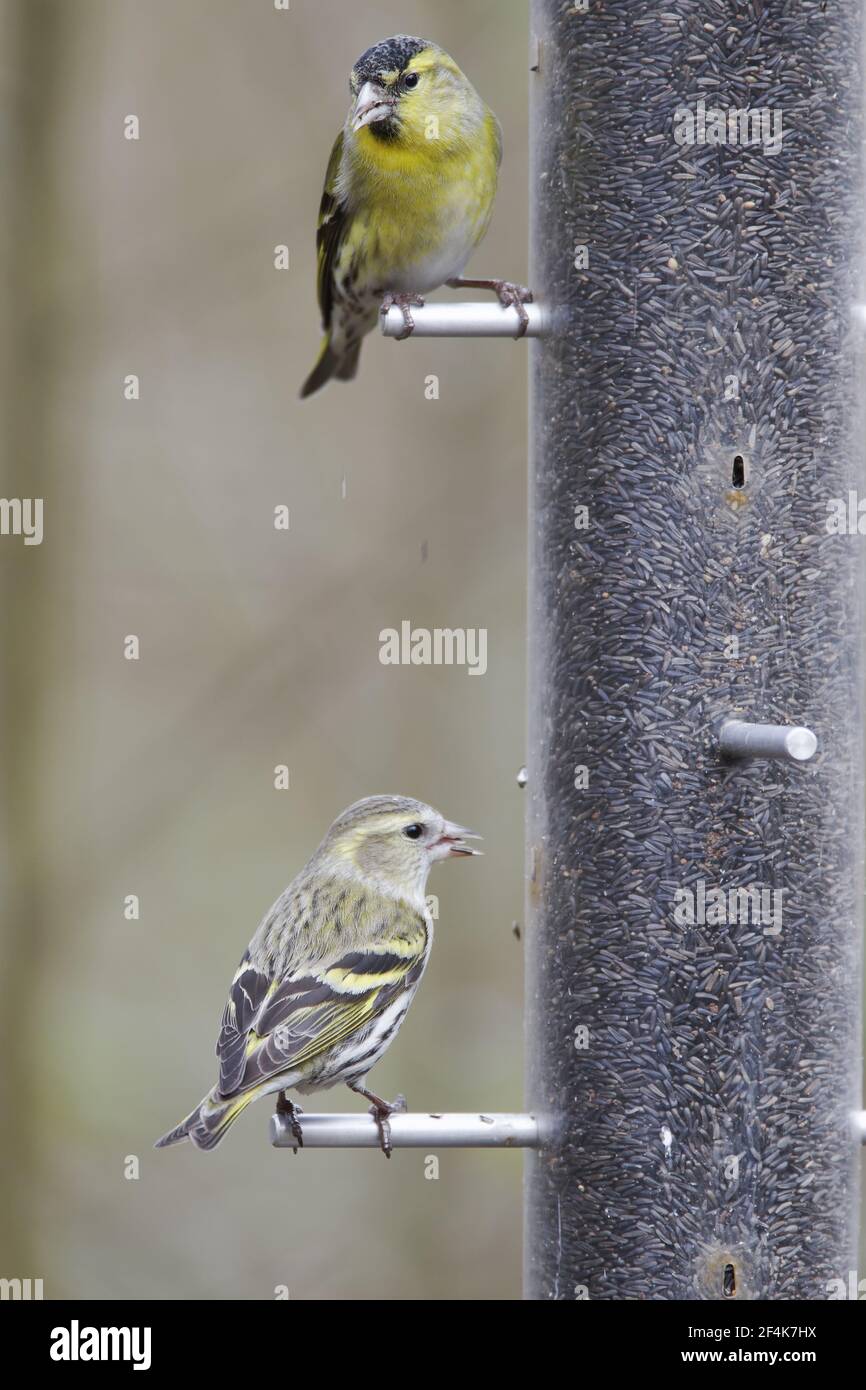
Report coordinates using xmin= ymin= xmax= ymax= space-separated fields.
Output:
xmin=719 ymin=720 xmax=818 ymax=763
xmin=380 ymin=302 xmax=548 ymax=338
xmin=271 ymin=1111 xmax=542 ymax=1149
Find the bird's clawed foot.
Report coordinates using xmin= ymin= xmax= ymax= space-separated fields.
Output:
xmin=276 ymin=1092 xmax=305 ymax=1151
xmin=446 ymin=276 xmax=534 ymax=337
xmin=494 ymin=280 xmax=534 ymax=338
xmin=380 ymin=292 xmax=425 ymax=340
xmin=370 ymin=1093 xmax=407 ymax=1159
xmin=349 ymin=1082 xmax=408 ymax=1158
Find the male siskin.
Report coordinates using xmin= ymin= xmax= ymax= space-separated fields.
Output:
xmin=155 ymin=795 xmax=480 ymax=1155
xmin=301 ymin=34 xmax=532 ymax=397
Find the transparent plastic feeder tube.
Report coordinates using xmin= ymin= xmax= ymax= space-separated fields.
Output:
xmin=525 ymin=0 xmax=865 ymax=1300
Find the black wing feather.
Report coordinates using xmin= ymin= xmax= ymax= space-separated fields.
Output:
xmin=316 ymin=130 xmax=350 ymax=331
xmin=217 ymin=953 xmax=271 ymax=1094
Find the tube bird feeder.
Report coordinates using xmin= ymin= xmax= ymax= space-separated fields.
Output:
xmin=525 ymin=0 xmax=865 ymax=1301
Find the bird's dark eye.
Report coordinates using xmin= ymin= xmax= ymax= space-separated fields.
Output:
xmin=403 ymin=72 xmax=420 ymax=89
xmin=403 ymin=823 xmax=424 ymax=839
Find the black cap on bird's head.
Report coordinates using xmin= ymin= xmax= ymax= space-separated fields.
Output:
xmin=351 ymin=35 xmax=430 ymax=91
xmin=348 ymin=35 xmax=448 ymax=141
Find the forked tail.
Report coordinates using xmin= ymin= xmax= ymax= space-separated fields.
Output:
xmin=154 ymin=1088 xmax=257 ymax=1152
xmin=300 ymin=336 xmax=362 ymax=398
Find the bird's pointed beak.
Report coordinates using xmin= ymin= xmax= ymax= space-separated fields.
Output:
xmin=436 ymin=821 xmax=483 ymax=858
xmin=352 ymin=81 xmax=396 ymax=132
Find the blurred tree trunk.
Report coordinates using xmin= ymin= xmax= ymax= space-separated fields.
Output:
xmin=0 ymin=0 xmax=64 ymax=1278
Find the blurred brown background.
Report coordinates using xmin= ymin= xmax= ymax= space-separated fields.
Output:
xmin=0 ymin=0 xmax=529 ymax=1299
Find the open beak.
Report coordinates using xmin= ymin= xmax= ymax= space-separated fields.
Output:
xmin=436 ymin=821 xmax=483 ymax=858
xmin=352 ymin=81 xmax=396 ymax=132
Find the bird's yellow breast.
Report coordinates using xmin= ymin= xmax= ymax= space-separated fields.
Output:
xmin=341 ymin=113 xmax=500 ymax=296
